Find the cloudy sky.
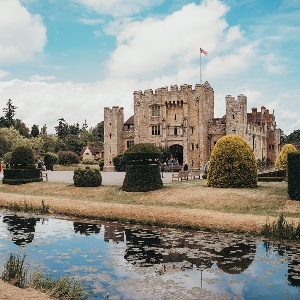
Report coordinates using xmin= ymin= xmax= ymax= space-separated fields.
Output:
xmin=0 ymin=0 xmax=299 ymax=134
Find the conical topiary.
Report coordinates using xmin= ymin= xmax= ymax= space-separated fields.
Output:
xmin=207 ymin=134 xmax=257 ymax=188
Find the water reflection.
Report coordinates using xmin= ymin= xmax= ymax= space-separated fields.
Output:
xmin=1 ymin=211 xmax=300 ymax=299
xmin=73 ymin=222 xmax=101 ymax=235
xmin=2 ymin=215 xmax=40 ymax=246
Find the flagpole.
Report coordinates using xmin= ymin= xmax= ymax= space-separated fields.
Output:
xmin=200 ymin=50 xmax=202 ymax=84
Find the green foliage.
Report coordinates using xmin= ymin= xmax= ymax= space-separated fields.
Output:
xmin=207 ymin=134 xmax=257 ymax=188
xmin=2 ymin=253 xmax=28 ymax=288
xmin=261 ymin=214 xmax=300 ymax=241
xmin=40 ymin=133 xmax=57 ymax=153
xmin=124 ymin=143 xmax=162 ymax=163
xmin=113 ymin=154 xmax=127 ymax=171
xmin=3 ymin=168 xmax=42 ymax=185
xmin=2 ymin=99 xmax=17 ymax=126
xmin=0 ymin=132 xmax=9 ymax=158
xmin=30 ymin=271 xmax=87 ymax=300
xmin=275 ymin=144 xmax=298 ymax=171
xmin=10 ymin=145 xmax=35 ymax=166
xmin=3 ymin=151 xmax=11 ymax=164
xmin=287 ymin=152 xmax=300 ymax=200
xmin=43 ymin=152 xmax=58 ymax=165
xmin=73 ymin=166 xmax=102 ymax=187
xmin=284 ymin=129 xmax=300 ymax=143
xmin=258 ymin=177 xmax=284 ymax=182
xmin=99 ymin=159 xmax=104 ymax=171
xmin=6 ymin=200 xmax=49 ymax=214
xmin=81 ymin=159 xmax=99 ymax=165
xmin=57 ymin=150 xmax=79 ymax=165
xmin=31 ymin=124 xmax=39 ymax=138
xmin=122 ymin=165 xmax=163 ymax=192
xmin=122 ymin=143 xmax=163 ymax=192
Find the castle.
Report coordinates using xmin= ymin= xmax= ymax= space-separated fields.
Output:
xmin=103 ymin=81 xmax=280 ymax=172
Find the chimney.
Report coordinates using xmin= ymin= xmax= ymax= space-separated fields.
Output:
xmin=87 ymin=142 xmax=91 ymax=148
xmin=251 ymin=107 xmax=257 ymax=123
xmin=265 ymin=109 xmax=270 ymax=122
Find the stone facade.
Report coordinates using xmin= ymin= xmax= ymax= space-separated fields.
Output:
xmin=103 ymin=82 xmax=280 ymax=172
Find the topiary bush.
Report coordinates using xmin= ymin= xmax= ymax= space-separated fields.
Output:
xmin=207 ymin=134 xmax=257 ymax=188
xmin=73 ymin=166 xmax=102 ymax=187
xmin=3 ymin=146 xmax=42 ymax=185
xmin=287 ymin=152 xmax=300 ymax=200
xmin=275 ymin=144 xmax=298 ymax=173
xmin=112 ymin=154 xmax=127 ymax=172
xmin=122 ymin=143 xmax=163 ymax=192
xmin=57 ymin=151 xmax=79 ymax=165
xmin=10 ymin=146 xmax=35 ymax=167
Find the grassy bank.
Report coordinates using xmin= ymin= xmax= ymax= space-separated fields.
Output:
xmin=0 ymin=180 xmax=299 ymax=233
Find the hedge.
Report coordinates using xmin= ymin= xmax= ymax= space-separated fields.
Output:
xmin=122 ymin=164 xmax=163 ymax=192
xmin=288 ymin=152 xmax=300 ymax=200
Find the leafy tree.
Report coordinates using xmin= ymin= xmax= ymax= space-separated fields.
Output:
xmin=14 ymin=119 xmax=30 ymax=138
xmin=3 ymin=99 xmax=17 ymax=126
xmin=285 ymin=129 xmax=300 ymax=143
xmin=40 ymin=134 xmax=57 ymax=153
xmin=31 ymin=124 xmax=39 ymax=138
xmin=279 ymin=129 xmax=286 ymax=144
xmin=275 ymin=144 xmax=298 ymax=171
xmin=0 ymin=133 xmax=9 ymax=158
xmin=55 ymin=118 xmax=69 ymax=138
xmin=43 ymin=152 xmax=58 ymax=165
xmin=63 ymin=134 xmax=85 ymax=155
xmin=57 ymin=151 xmax=79 ymax=165
xmin=68 ymin=123 xmax=80 ymax=136
xmin=91 ymin=121 xmax=104 ymax=143
xmin=40 ymin=124 xmax=47 ymax=134
xmin=207 ymin=134 xmax=257 ymax=188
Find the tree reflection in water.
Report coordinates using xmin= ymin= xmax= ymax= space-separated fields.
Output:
xmin=3 ymin=215 xmax=40 ymax=246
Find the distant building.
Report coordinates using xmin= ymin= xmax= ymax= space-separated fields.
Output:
xmin=80 ymin=142 xmax=104 ymax=161
xmin=103 ymin=82 xmax=280 ymax=171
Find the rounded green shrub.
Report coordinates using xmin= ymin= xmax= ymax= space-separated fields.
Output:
xmin=73 ymin=166 xmax=102 ymax=187
xmin=207 ymin=134 xmax=257 ymax=188
xmin=3 ymin=146 xmax=42 ymax=185
xmin=10 ymin=146 xmax=35 ymax=167
xmin=57 ymin=151 xmax=79 ymax=165
xmin=122 ymin=143 xmax=162 ymax=192
xmin=275 ymin=144 xmax=298 ymax=171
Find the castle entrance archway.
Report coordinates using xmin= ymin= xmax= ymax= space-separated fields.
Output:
xmin=169 ymin=144 xmax=183 ymax=165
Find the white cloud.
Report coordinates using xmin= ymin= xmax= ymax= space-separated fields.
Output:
xmin=30 ymin=75 xmax=56 ymax=82
xmin=204 ymin=42 xmax=259 ymax=79
xmin=107 ymin=0 xmax=237 ymax=78
xmin=0 ymin=0 xmax=47 ymax=65
xmin=263 ymin=54 xmax=286 ymax=75
xmin=73 ymin=0 xmax=163 ymax=17
xmin=78 ymin=18 xmax=104 ymax=25
xmin=0 ymin=69 xmax=10 ymax=79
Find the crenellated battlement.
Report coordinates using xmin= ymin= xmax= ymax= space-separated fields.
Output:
xmin=134 ymin=81 xmax=214 ymax=98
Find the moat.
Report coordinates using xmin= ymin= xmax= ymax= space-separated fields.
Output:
xmin=0 ymin=209 xmax=300 ymax=299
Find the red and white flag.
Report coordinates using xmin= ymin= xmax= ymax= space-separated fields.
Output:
xmin=200 ymin=48 xmax=208 ymax=56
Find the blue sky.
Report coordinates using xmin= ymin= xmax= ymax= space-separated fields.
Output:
xmin=0 ymin=0 xmax=299 ymax=134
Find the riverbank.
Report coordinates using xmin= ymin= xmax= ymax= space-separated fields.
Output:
xmin=0 ymin=180 xmax=299 ymax=233
xmin=1 ymin=180 xmax=300 ymax=299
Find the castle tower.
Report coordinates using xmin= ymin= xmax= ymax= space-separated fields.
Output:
xmin=103 ymin=106 xmax=124 ymax=171
xmin=225 ymin=94 xmax=247 ymax=138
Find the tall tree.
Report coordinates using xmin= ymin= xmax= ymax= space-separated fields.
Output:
xmin=91 ymin=121 xmax=104 ymax=142
xmin=31 ymin=124 xmax=39 ymax=138
xmin=40 ymin=124 xmax=47 ymax=134
xmin=3 ymin=99 xmax=17 ymax=126
xmin=55 ymin=118 xmax=69 ymax=138
xmin=285 ymin=129 xmax=300 ymax=143
xmin=14 ymin=119 xmax=30 ymax=138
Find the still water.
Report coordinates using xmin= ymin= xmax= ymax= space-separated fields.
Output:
xmin=0 ymin=209 xmax=300 ymax=300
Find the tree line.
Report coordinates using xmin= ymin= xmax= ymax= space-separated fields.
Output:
xmin=0 ymin=99 xmax=104 ymax=160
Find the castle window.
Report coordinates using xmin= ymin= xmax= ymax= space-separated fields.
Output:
xmin=151 ymin=105 xmax=160 ymax=116
xmin=174 ymin=128 xmax=178 ymax=135
xmin=191 ymin=143 xmax=194 ymax=151
xmin=191 ymin=127 xmax=194 ymax=134
xmin=174 ymin=114 xmax=176 ymax=120
xmin=127 ymin=140 xmax=134 ymax=148
xmin=152 ymin=125 xmax=161 ymax=135
xmin=232 ymin=115 xmax=235 ymax=119
xmin=109 ymin=133 xmax=112 ymax=138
